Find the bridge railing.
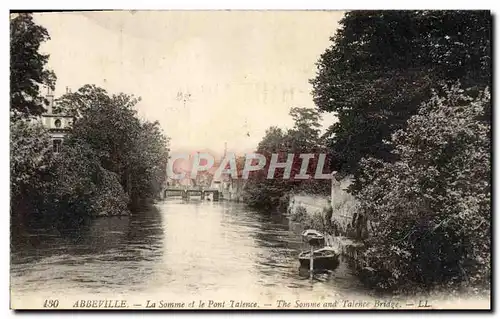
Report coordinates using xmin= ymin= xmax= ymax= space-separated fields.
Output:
xmin=162 ymin=186 xmax=221 ymax=201
xmin=163 ymin=186 xmax=220 ymax=192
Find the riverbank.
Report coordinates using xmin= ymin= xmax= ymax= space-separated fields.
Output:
xmin=286 ymin=179 xmax=366 ymax=248
xmin=284 ymin=191 xmax=491 ymax=298
xmin=284 ymin=191 xmax=365 ymax=283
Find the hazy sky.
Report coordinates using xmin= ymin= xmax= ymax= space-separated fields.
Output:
xmin=34 ymin=11 xmax=343 ymax=154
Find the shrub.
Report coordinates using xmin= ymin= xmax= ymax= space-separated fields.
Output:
xmin=357 ymin=86 xmax=491 ymax=291
xmin=10 ymin=120 xmax=53 ymax=220
xmin=90 ymin=168 xmax=129 ymax=217
xmin=277 ymin=193 xmax=291 ymax=214
xmin=290 ymin=205 xmax=308 ymax=223
xmin=45 ymin=140 xmax=130 ymax=222
xmin=304 ymin=211 xmax=329 ymax=232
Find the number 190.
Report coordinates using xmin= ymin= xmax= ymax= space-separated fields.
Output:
xmin=43 ymin=299 xmax=59 ymax=308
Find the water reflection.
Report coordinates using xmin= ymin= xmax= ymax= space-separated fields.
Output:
xmin=11 ymin=200 xmax=364 ymax=298
xmin=11 ymin=206 xmax=164 ymax=294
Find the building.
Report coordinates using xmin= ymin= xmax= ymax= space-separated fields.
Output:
xmin=40 ymin=89 xmax=74 ymax=153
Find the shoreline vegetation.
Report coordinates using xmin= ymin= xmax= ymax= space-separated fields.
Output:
xmin=242 ymin=11 xmax=491 ymax=296
xmin=10 ymin=11 xmax=491 ymax=299
xmin=10 ymin=86 xmax=169 ymax=225
xmin=10 ymin=14 xmax=169 ymax=228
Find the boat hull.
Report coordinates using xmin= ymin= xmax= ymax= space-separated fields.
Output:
xmin=299 ymin=254 xmax=340 ymax=270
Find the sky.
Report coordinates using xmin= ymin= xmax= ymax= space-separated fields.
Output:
xmin=33 ymin=11 xmax=343 ymax=155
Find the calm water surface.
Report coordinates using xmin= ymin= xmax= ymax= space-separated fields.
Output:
xmin=11 ymin=200 xmax=368 ymax=300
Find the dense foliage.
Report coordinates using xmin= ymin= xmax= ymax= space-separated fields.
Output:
xmin=10 ymin=121 xmax=54 ymax=221
xmin=10 ymin=15 xmax=169 ymax=222
xmin=10 ymin=13 xmax=56 ymax=120
xmin=244 ymin=107 xmax=330 ymax=210
xmin=309 ymin=11 xmax=491 ymax=291
xmin=311 ymin=11 xmax=491 ymax=187
xmin=357 ymin=86 xmax=491 ymax=290
xmin=11 ymin=84 xmax=170 ymax=223
xmin=57 ymin=84 xmax=170 ymax=208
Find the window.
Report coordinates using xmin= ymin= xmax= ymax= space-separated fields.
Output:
xmin=53 ymin=139 xmax=62 ymax=153
xmin=54 ymin=119 xmax=62 ymax=128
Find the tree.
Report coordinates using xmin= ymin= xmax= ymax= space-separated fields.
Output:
xmin=244 ymin=107 xmax=330 ymax=210
xmin=128 ymin=121 xmax=170 ymax=204
xmin=10 ymin=13 xmax=57 ymax=224
xmin=46 ymin=140 xmax=129 ymax=222
xmin=357 ymin=86 xmax=491 ymax=290
xmin=61 ymin=87 xmax=142 ymax=194
xmin=54 ymin=84 xmax=114 ymax=117
xmin=10 ymin=13 xmax=56 ymax=120
xmin=57 ymin=85 xmax=170 ymax=207
xmin=287 ymin=107 xmax=323 ymax=152
xmin=286 ymin=107 xmax=330 ymax=194
xmin=311 ymin=11 xmax=491 ymax=185
xmin=243 ymin=126 xmax=287 ymax=209
xmin=10 ymin=120 xmax=53 ymax=220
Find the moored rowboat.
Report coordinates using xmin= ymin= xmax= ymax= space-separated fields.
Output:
xmin=302 ymin=229 xmax=325 ymax=246
xmin=299 ymin=247 xmax=340 ymax=270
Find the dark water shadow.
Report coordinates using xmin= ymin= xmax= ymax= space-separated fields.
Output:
xmin=11 ymin=205 xmax=164 ymax=265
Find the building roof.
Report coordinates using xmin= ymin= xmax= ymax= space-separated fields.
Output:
xmin=41 ymin=113 xmax=75 ymax=118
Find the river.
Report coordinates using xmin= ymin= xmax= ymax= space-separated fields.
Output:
xmin=10 ymin=199 xmax=376 ymax=307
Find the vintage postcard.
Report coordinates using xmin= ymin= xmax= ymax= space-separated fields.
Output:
xmin=10 ymin=10 xmax=491 ymax=310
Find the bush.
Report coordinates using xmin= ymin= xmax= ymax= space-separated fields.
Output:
xmin=357 ymin=86 xmax=491 ymax=291
xmin=304 ymin=211 xmax=328 ymax=231
xmin=90 ymin=168 xmax=129 ymax=217
xmin=10 ymin=120 xmax=53 ymax=221
xmin=243 ymin=179 xmax=291 ymax=211
xmin=45 ymin=140 xmax=130 ymax=222
xmin=277 ymin=193 xmax=290 ymax=214
xmin=290 ymin=204 xmax=335 ymax=236
xmin=290 ymin=205 xmax=308 ymax=223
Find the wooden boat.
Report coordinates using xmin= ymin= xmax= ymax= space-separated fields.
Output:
xmin=302 ymin=229 xmax=325 ymax=246
xmin=299 ymin=247 xmax=340 ymax=270
xmin=302 ymin=229 xmax=324 ymax=238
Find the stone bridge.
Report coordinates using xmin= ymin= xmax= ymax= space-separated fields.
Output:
xmin=162 ymin=186 xmax=220 ymax=201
